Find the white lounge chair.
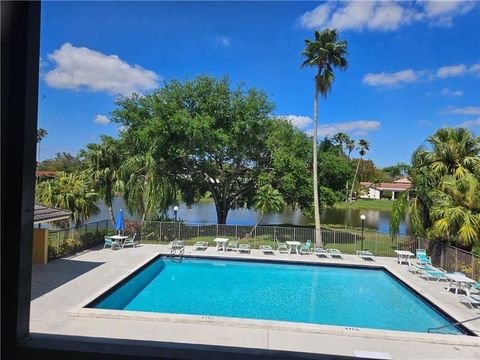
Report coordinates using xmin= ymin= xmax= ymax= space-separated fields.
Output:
xmin=418 ymin=268 xmax=448 ymax=282
xmin=259 ymin=245 xmax=274 ymax=254
xmin=193 ymin=241 xmax=208 ymax=251
xmin=458 ymin=294 xmax=480 ymax=310
xmin=328 ymin=249 xmax=343 ymax=258
xmin=313 ymin=248 xmax=330 ymax=258
xmin=226 ymin=239 xmax=239 ymax=252
xmin=238 ymin=243 xmax=251 ymax=253
xmin=169 ymin=240 xmax=185 ymax=255
xmin=276 ymin=241 xmax=288 ymax=254
xmin=357 ymin=250 xmax=375 ymax=261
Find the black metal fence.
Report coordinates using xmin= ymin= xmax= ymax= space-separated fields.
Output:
xmin=45 ymin=219 xmax=480 ymax=280
xmin=47 ymin=219 xmax=113 ymax=260
xmin=418 ymin=237 xmax=480 ymax=281
xmin=140 ymin=221 xmax=416 ymax=257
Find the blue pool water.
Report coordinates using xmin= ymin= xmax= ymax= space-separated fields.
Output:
xmin=90 ymin=257 xmax=464 ymax=334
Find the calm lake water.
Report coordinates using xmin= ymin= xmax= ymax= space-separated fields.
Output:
xmin=88 ymin=198 xmax=409 ymax=234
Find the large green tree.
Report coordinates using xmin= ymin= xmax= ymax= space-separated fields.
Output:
xmin=79 ymin=136 xmax=123 ymax=223
xmin=263 ymin=118 xmax=313 ymax=213
xmin=301 ymin=29 xmax=348 ymax=246
xmin=113 ymin=76 xmax=295 ymax=224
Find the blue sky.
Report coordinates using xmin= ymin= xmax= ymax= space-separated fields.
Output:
xmin=38 ymin=1 xmax=480 ymax=167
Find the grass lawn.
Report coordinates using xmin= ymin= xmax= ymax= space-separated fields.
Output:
xmin=334 ymin=199 xmax=394 ymax=211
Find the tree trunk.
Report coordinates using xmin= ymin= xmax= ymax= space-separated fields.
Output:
xmin=350 ymin=157 xmax=362 ymax=202
xmin=313 ymin=87 xmax=323 ymax=247
xmin=108 ymin=204 xmax=115 ymax=224
xmin=215 ymin=200 xmax=229 ymax=224
xmin=249 ymin=212 xmax=264 ymax=235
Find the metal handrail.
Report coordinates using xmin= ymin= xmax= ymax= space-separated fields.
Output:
xmin=427 ymin=316 xmax=480 ymax=333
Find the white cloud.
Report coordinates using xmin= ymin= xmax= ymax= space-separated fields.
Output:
xmin=94 ymin=114 xmax=110 ymax=125
xmin=364 ymin=62 xmax=477 ymax=88
xmin=216 ymin=36 xmax=231 ymax=47
xmin=44 ymin=43 xmax=159 ymax=96
xmin=282 ymin=115 xmax=312 ymax=129
xmin=441 ymin=88 xmax=463 ymax=97
xmin=436 ymin=64 xmax=467 ymax=78
xmin=445 ymin=106 xmax=480 ymax=115
xmin=421 ymin=1 xmax=476 ymax=27
xmin=457 ymin=118 xmax=480 ymax=128
xmin=298 ymin=1 xmax=476 ymax=31
xmin=318 ymin=120 xmax=381 ymax=137
xmin=469 ymin=63 xmax=480 ymax=74
xmin=298 ymin=3 xmax=332 ymax=29
xmin=363 ymin=69 xmax=419 ymax=87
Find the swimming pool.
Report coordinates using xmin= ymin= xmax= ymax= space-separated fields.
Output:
xmin=88 ymin=257 xmax=466 ymax=334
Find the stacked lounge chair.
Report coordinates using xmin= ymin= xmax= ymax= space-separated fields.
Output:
xmin=328 ymin=249 xmax=343 ymax=258
xmin=193 ymin=241 xmax=209 ymax=251
xmin=313 ymin=248 xmax=329 ymax=258
xmin=238 ymin=243 xmax=251 ymax=253
xmin=357 ymin=250 xmax=375 ymax=261
xmin=259 ymin=245 xmax=274 ymax=254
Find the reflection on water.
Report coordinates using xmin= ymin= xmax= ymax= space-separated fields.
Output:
xmin=88 ymin=198 xmax=408 ymax=234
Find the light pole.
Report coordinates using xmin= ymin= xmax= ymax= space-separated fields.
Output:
xmin=173 ymin=205 xmax=179 ymax=222
xmin=360 ymin=214 xmax=366 ymax=250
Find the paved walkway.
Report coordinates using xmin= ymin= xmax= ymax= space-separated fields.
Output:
xmin=30 ymin=244 xmax=480 ymax=359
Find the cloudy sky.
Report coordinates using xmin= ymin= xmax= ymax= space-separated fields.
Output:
xmin=38 ymin=1 xmax=480 ymax=167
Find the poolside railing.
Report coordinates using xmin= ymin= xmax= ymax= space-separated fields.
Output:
xmin=140 ymin=221 xmax=417 ymax=257
xmin=44 ymin=219 xmax=480 ymax=280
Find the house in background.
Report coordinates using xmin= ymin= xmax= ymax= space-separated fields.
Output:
xmin=360 ymin=177 xmax=412 ymax=200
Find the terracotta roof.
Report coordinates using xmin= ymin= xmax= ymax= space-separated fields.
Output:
xmin=360 ymin=181 xmax=413 ymax=191
xmin=34 ymin=204 xmax=71 ymax=223
xmin=393 ymin=177 xmax=412 ymax=184
xmin=36 ymin=170 xmax=57 ymax=177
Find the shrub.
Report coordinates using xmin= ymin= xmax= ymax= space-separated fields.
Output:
xmin=79 ymin=230 xmax=104 ymax=248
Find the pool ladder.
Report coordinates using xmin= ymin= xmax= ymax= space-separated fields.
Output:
xmin=170 ymin=240 xmax=184 ymax=258
xmin=427 ymin=315 xmax=480 ymax=334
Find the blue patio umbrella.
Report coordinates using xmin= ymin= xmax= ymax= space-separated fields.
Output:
xmin=115 ymin=209 xmax=125 ymax=235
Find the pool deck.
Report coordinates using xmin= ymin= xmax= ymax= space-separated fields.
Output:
xmin=30 ymin=244 xmax=480 ymax=359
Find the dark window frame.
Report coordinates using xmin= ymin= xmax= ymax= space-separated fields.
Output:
xmin=1 ymin=2 xmax=355 ymax=359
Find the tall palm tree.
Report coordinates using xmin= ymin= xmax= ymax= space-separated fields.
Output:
xmin=249 ymin=185 xmax=285 ymax=235
xmin=79 ymin=136 xmax=123 ymax=223
xmin=332 ymin=132 xmax=349 ymax=155
xmin=349 ymin=139 xmax=370 ymax=202
xmin=346 ymin=138 xmax=355 ymax=159
xmin=413 ymin=127 xmax=480 ymax=179
xmin=301 ymin=28 xmax=348 ymax=246
xmin=36 ymin=128 xmax=47 ymax=184
xmin=118 ymin=151 xmax=176 ymax=224
xmin=390 ymin=128 xmax=480 ymax=240
xmin=35 ymin=171 xmax=99 ymax=226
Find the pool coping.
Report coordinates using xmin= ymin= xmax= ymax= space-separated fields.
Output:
xmin=68 ymin=252 xmax=480 ymax=347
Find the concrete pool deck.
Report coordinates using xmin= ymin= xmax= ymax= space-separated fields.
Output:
xmin=30 ymin=244 xmax=480 ymax=359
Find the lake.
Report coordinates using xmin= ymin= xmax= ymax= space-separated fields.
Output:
xmin=88 ymin=197 xmax=409 ymax=234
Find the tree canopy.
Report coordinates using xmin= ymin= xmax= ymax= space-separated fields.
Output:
xmin=112 ymin=76 xmax=313 ymax=223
